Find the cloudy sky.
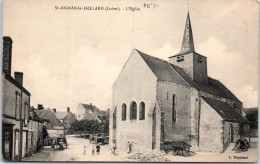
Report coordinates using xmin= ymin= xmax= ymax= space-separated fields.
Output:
xmin=3 ymin=0 xmax=259 ymax=113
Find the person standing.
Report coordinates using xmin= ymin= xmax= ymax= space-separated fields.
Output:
xmin=92 ymin=144 xmax=95 ymax=156
xmin=96 ymin=144 xmax=101 ymax=155
xmin=83 ymin=146 xmax=87 ymax=155
xmin=129 ymin=141 xmax=134 ymax=153
xmin=112 ymin=141 xmax=117 ymax=155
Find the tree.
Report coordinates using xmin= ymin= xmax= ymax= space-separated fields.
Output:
xmin=98 ymin=115 xmax=109 ymax=134
xmin=83 ymin=120 xmax=100 ymax=135
xmin=71 ymin=120 xmax=83 ymax=136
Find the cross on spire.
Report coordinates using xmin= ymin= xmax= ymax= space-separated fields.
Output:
xmin=181 ymin=12 xmax=195 ymax=53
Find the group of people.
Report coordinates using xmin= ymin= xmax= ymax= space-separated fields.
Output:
xmin=83 ymin=144 xmax=101 ymax=155
xmin=83 ymin=140 xmax=136 ymax=156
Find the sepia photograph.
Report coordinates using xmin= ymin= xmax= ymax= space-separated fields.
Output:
xmin=1 ymin=0 xmax=259 ymax=162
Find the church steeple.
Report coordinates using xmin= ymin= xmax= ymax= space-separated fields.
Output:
xmin=169 ymin=12 xmax=208 ymax=84
xmin=181 ymin=12 xmax=195 ymax=53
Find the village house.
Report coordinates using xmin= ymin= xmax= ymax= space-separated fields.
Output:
xmin=2 ymin=36 xmax=31 ymax=160
xmin=35 ymin=107 xmax=60 ymax=129
xmin=53 ymin=107 xmax=77 ymax=134
xmin=28 ymin=109 xmax=44 ymax=155
xmin=77 ymin=103 xmax=106 ymax=121
xmin=109 ymin=13 xmax=250 ymax=153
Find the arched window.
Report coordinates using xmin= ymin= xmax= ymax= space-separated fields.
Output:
xmin=139 ymin=102 xmax=145 ymax=120
xmin=172 ymin=94 xmax=176 ymax=126
xmin=122 ymin=104 xmax=126 ymax=121
xmin=130 ymin=101 xmax=137 ymax=120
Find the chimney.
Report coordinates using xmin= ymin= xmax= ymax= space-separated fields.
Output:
xmin=52 ymin=108 xmax=56 ymax=113
xmin=67 ymin=107 xmax=70 ymax=113
xmin=14 ymin=72 xmax=23 ymax=86
xmin=37 ymin=104 xmax=44 ymax=110
xmin=2 ymin=36 xmax=13 ymax=75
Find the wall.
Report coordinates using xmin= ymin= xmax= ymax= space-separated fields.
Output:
xmin=192 ymin=53 xmax=208 ymax=83
xmin=110 ymin=50 xmax=157 ymax=153
xmin=189 ymin=88 xmax=200 ymax=151
xmin=199 ymin=98 xmax=223 ymax=152
xmin=168 ymin=52 xmax=194 ymax=79
xmin=168 ymin=52 xmax=208 ymax=84
xmin=63 ymin=112 xmax=77 ymax=133
xmin=31 ymin=121 xmax=39 ymax=153
xmin=223 ymin=121 xmax=240 ymax=151
xmin=157 ymin=81 xmax=192 ymax=144
xmin=2 ymin=74 xmax=31 ymax=160
xmin=2 ymin=75 xmax=21 ymax=117
xmin=77 ymin=104 xmax=88 ymax=121
xmin=21 ymin=94 xmax=30 ymax=124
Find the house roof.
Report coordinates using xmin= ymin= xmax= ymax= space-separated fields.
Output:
xmin=54 ymin=112 xmax=68 ymax=120
xmin=34 ymin=108 xmax=48 ymax=117
xmin=35 ymin=108 xmax=60 ymax=125
xmin=79 ymin=103 xmax=106 ymax=116
xmin=136 ymin=49 xmax=240 ymax=102
xmin=4 ymin=72 xmax=31 ymax=96
xmin=82 ymin=113 xmax=100 ymax=121
xmin=30 ymin=110 xmax=44 ymax=122
xmin=243 ymin=107 xmax=258 ymax=115
xmin=202 ymin=96 xmax=249 ymax=123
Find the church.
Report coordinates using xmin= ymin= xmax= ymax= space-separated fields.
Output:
xmin=109 ymin=13 xmax=250 ymax=153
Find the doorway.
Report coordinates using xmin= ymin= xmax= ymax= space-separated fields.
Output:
xmin=229 ymin=124 xmax=234 ymax=143
xmin=2 ymin=125 xmax=13 ymax=160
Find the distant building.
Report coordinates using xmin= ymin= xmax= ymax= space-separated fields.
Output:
xmin=77 ymin=103 xmax=106 ymax=121
xmin=110 ymin=13 xmax=250 ymax=153
xmin=28 ymin=109 xmax=44 ymax=154
xmin=2 ymin=36 xmax=31 ymax=161
xmin=54 ymin=107 xmax=77 ymax=133
xmin=82 ymin=113 xmax=102 ymax=123
xmin=35 ymin=108 xmax=60 ymax=129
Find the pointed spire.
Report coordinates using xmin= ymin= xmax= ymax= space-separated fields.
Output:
xmin=181 ymin=12 xmax=195 ymax=53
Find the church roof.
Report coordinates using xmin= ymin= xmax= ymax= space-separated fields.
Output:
xmin=137 ymin=49 xmax=240 ymax=102
xmin=202 ymin=96 xmax=249 ymax=123
xmin=137 ymin=49 xmax=190 ymax=87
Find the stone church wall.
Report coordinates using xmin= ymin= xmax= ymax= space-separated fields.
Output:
xmin=157 ymin=81 xmax=192 ymax=144
xmin=110 ymin=50 xmax=158 ymax=153
xmin=223 ymin=121 xmax=240 ymax=151
xmin=199 ymin=98 xmax=223 ymax=152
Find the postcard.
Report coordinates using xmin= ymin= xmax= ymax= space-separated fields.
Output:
xmin=1 ymin=0 xmax=258 ymax=162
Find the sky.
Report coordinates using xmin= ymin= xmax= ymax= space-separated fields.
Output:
xmin=2 ymin=0 xmax=259 ymax=113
